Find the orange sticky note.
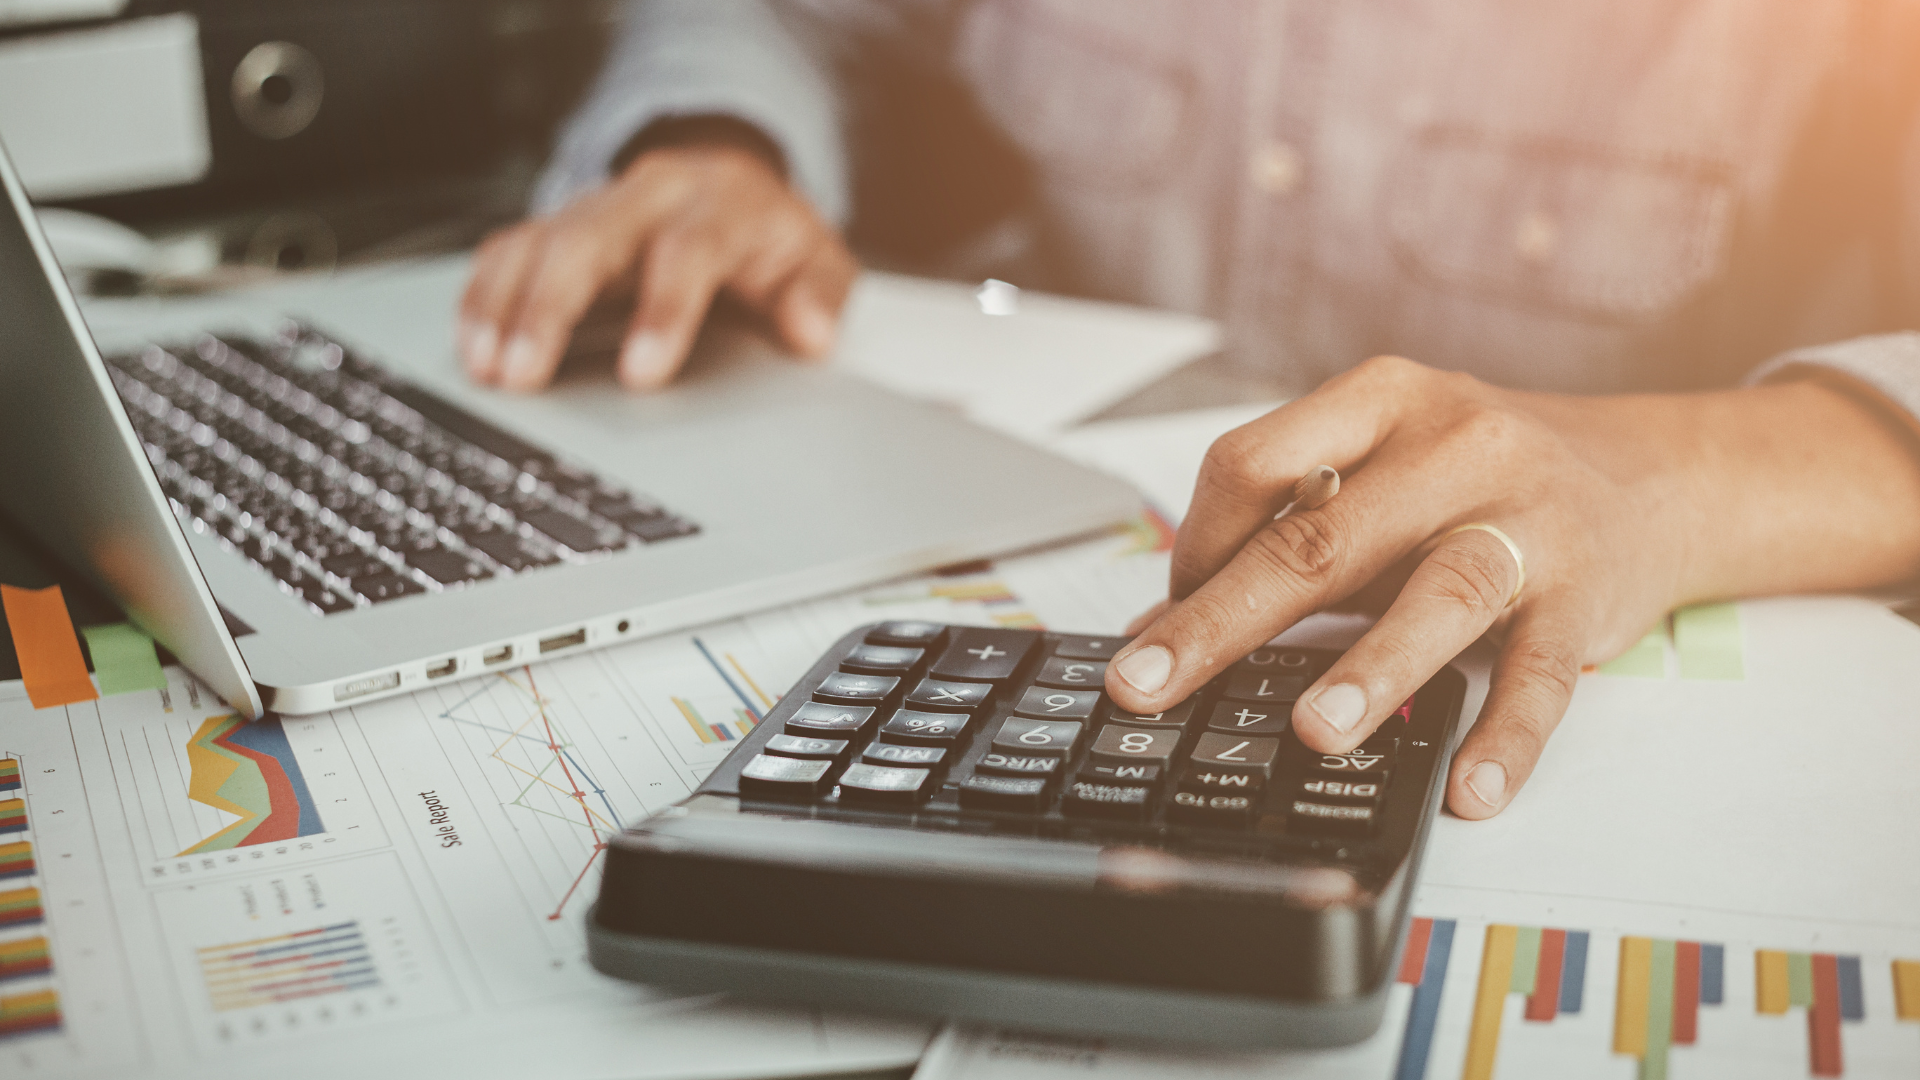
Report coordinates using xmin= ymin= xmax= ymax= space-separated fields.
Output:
xmin=1 ymin=584 xmax=99 ymax=708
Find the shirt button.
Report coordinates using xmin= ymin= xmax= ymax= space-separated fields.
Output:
xmin=1250 ymin=140 xmax=1303 ymax=196
xmin=1515 ymin=210 xmax=1558 ymax=261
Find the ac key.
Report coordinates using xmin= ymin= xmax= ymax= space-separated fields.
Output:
xmin=1307 ymin=747 xmax=1393 ymax=782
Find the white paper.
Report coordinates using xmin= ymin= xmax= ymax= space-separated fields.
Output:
xmin=0 ymin=0 xmax=125 ymax=29
xmin=1046 ymin=403 xmax=1284 ymax=522
xmin=0 ymin=14 xmax=211 ymax=201
xmin=831 ymin=271 xmax=1221 ymax=439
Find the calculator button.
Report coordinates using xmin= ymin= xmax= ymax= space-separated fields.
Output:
xmin=906 ymin=678 xmax=993 ymax=713
xmin=1089 ymin=724 xmax=1180 ymax=766
xmin=1099 ymin=698 xmax=1198 ymax=728
xmin=764 ymin=733 xmax=850 ymax=761
xmin=1012 ymin=687 xmax=1101 ymax=721
xmin=1235 ymin=648 xmax=1316 ymax=675
xmin=867 ymin=621 xmax=946 ymax=648
xmin=1291 ymin=800 xmax=1377 ymax=833
xmin=1189 ymin=733 xmax=1282 ymax=777
xmin=837 ymin=764 xmax=935 ymax=804
xmin=1180 ymin=769 xmax=1265 ymax=796
xmin=813 ymin=672 xmax=899 ymax=706
xmin=840 ymin=644 xmax=924 ymax=675
xmin=992 ymin=718 xmax=1085 ymax=757
xmin=1035 ymin=658 xmax=1107 ymax=689
xmin=785 ymin=702 xmax=876 ymax=739
xmin=1306 ymin=749 xmax=1392 ymax=780
xmin=1054 ymin=636 xmax=1125 ymax=661
xmin=879 ymin=709 xmax=970 ymax=745
xmin=1079 ymin=761 xmax=1163 ymax=788
xmin=930 ymin=628 xmax=1038 ymax=683
xmin=862 ymin=743 xmax=949 ymax=769
xmin=959 ymin=774 xmax=1051 ymax=812
xmin=1223 ymin=671 xmax=1307 ymax=704
xmin=1296 ymin=778 xmax=1383 ymax=803
xmin=1205 ymin=702 xmax=1291 ymax=736
xmin=976 ymin=752 xmax=1063 ymax=779
xmin=1062 ymin=781 xmax=1153 ymax=820
xmin=1168 ymin=790 xmax=1257 ymax=827
xmin=739 ymin=754 xmax=834 ymax=799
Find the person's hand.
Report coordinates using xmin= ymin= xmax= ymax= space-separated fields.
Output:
xmin=459 ymin=143 xmax=858 ymax=392
xmin=1103 ymin=356 xmax=1920 ymax=819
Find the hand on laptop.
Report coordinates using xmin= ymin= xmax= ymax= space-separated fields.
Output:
xmin=1104 ymin=356 xmax=1920 ymax=820
xmin=459 ymin=143 xmax=857 ymax=392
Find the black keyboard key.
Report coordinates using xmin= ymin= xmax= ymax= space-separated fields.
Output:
xmin=866 ymin=621 xmax=946 ymax=648
xmin=320 ymin=550 xmax=389 ymax=580
xmin=1054 ymin=636 xmax=1125 ymax=661
xmin=1223 ymin=671 xmax=1307 ymax=704
xmin=1062 ymin=782 xmax=1152 ymax=821
xmin=836 ymin=764 xmax=933 ymax=805
xmin=1034 ymin=658 xmax=1107 ymax=690
xmin=381 ymin=380 xmax=552 ymax=470
xmin=1297 ymin=778 xmax=1384 ymax=803
xmin=862 ymin=743 xmax=949 ymax=769
xmin=1169 ymin=790 xmax=1257 ymax=827
xmin=975 ymin=753 xmax=1063 ymax=779
xmin=1099 ymin=698 xmax=1199 ymax=728
xmin=462 ymin=528 xmax=555 ymax=571
xmin=628 ymin=515 xmax=700 ymax=543
xmin=521 ymin=508 xmax=613 ymax=553
xmin=991 ymin=718 xmax=1084 ymax=757
xmin=1205 ymin=702 xmax=1291 ymax=736
xmin=812 ymin=672 xmax=899 ymax=707
xmin=930 ymin=628 xmax=1038 ymax=683
xmin=408 ymin=547 xmax=491 ymax=585
xmin=1180 ymin=769 xmax=1265 ymax=796
xmin=959 ymin=775 xmax=1051 ymax=813
xmin=764 ymin=734 xmax=851 ymax=762
xmin=303 ymin=587 xmax=358 ymax=615
xmin=785 ymin=702 xmax=876 ymax=739
xmin=1089 ymin=724 xmax=1180 ymax=766
xmin=352 ymin=572 xmax=426 ymax=604
xmin=739 ymin=754 xmax=834 ymax=800
xmin=1080 ymin=761 xmax=1162 ymax=788
xmin=1306 ymin=748 xmax=1393 ymax=781
xmin=1291 ymin=800 xmax=1376 ymax=834
xmin=905 ymin=678 xmax=992 ymax=713
xmin=879 ymin=710 xmax=970 ymax=745
xmin=1234 ymin=647 xmax=1317 ymax=676
xmin=1188 ymin=733 xmax=1282 ymax=777
xmin=1012 ymin=687 xmax=1101 ymax=721
xmin=840 ymin=644 xmax=924 ymax=676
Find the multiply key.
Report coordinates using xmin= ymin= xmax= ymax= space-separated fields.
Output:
xmin=1223 ymin=671 xmax=1306 ymax=704
xmin=1205 ymin=702 xmax=1290 ymax=736
xmin=813 ymin=672 xmax=898 ymax=707
xmin=930 ymin=628 xmax=1037 ymax=683
xmin=906 ymin=678 xmax=993 ymax=713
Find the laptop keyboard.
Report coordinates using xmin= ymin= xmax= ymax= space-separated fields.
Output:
xmin=103 ymin=326 xmax=699 ymax=616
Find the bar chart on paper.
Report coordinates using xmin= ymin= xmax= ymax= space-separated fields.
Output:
xmin=1614 ymin=937 xmax=1724 ymax=1080
xmin=1755 ymin=949 xmax=1865 ymax=1077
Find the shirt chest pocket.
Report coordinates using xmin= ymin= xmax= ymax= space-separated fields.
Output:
xmin=1383 ymin=128 xmax=1737 ymax=322
xmin=955 ymin=0 xmax=1196 ymax=193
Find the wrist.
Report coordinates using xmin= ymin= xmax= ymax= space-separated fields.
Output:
xmin=612 ymin=114 xmax=786 ymax=179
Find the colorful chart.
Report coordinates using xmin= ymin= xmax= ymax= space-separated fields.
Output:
xmin=0 ymin=988 xmax=60 ymax=1038
xmin=1463 ymin=924 xmax=1591 ymax=1080
xmin=1115 ymin=508 xmax=1177 ymax=557
xmin=179 ymin=714 xmax=324 ymax=855
xmin=0 ymin=798 xmax=21 ymax=835
xmin=0 ymin=936 xmax=51 ymax=982
xmin=0 ymin=757 xmax=18 ymax=792
xmin=864 ymin=568 xmax=1043 ymax=629
xmin=1393 ymin=917 xmax=1456 ymax=1080
xmin=0 ymin=841 xmax=31 ymax=880
xmin=1615 ymin=937 xmax=1725 ymax=1079
xmin=0 ymin=885 xmax=43 ymax=928
xmin=1757 ymin=949 xmax=1864 ymax=1076
xmin=196 ymin=921 xmax=380 ymax=1012
xmin=673 ymin=697 xmax=757 ymax=744
xmin=1895 ymin=960 xmax=1920 ymax=1022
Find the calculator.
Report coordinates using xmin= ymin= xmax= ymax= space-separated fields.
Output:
xmin=589 ymin=622 xmax=1466 ymax=1048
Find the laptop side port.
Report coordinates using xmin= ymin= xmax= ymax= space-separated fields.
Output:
xmin=426 ymin=658 xmax=457 ymax=679
xmin=484 ymin=644 xmax=514 ymax=665
xmin=539 ymin=628 xmax=587 ymax=654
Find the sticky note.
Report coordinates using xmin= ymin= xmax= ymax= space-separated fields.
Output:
xmin=1673 ymin=602 xmax=1743 ymax=680
xmin=1598 ymin=622 xmax=1668 ymax=678
xmin=0 ymin=584 xmax=98 ymax=708
xmin=79 ymin=622 xmax=167 ymax=696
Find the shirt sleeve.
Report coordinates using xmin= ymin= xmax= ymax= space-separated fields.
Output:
xmin=1744 ymin=332 xmax=1920 ymax=440
xmin=530 ymin=0 xmax=849 ymax=226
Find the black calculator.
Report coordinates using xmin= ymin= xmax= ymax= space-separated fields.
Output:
xmin=589 ymin=622 xmax=1465 ymax=1048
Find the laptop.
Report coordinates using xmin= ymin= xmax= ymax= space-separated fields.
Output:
xmin=0 ymin=139 xmax=1138 ymax=719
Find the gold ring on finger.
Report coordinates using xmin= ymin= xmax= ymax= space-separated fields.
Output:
xmin=1442 ymin=522 xmax=1526 ymax=607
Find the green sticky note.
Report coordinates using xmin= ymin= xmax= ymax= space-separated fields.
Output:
xmin=1672 ymin=602 xmax=1743 ymax=680
xmin=79 ymin=622 xmax=167 ymax=696
xmin=1599 ymin=622 xmax=1669 ymax=678
xmin=1509 ymin=926 xmax=1542 ymax=995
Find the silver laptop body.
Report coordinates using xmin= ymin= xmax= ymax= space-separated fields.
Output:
xmin=0 ymin=139 xmax=1138 ymax=717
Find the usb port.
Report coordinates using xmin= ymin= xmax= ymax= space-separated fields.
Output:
xmin=426 ymin=658 xmax=457 ymax=679
xmin=539 ymin=628 xmax=587 ymax=654
xmin=483 ymin=644 xmax=514 ymax=665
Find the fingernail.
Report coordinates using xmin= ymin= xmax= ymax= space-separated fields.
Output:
xmin=793 ymin=304 xmax=836 ymax=357
xmin=462 ymin=322 xmax=498 ymax=378
xmin=1306 ymin=683 xmax=1367 ymax=734
xmin=1464 ymin=761 xmax=1508 ymax=809
xmin=1114 ymin=645 xmax=1172 ymax=694
xmin=619 ymin=331 xmax=672 ymax=389
xmin=499 ymin=336 xmax=543 ymax=389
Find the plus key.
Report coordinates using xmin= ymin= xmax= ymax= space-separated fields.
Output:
xmin=930 ymin=628 xmax=1037 ymax=683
